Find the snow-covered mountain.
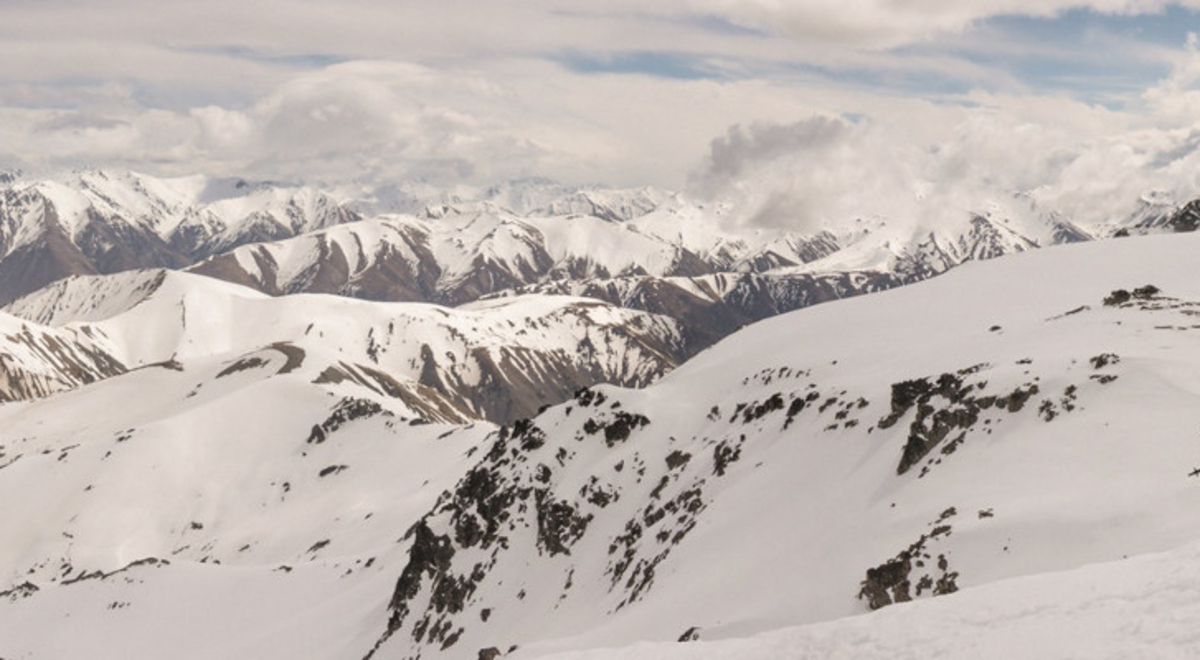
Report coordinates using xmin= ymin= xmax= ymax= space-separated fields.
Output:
xmin=184 ymin=201 xmax=840 ymax=303
xmin=1116 ymin=196 xmax=1200 ymax=235
xmin=183 ymin=192 xmax=1110 ymax=360
xmin=0 ymin=310 xmax=124 ymax=402
xmin=3 ymin=269 xmax=686 ymax=424
xmin=337 ymin=178 xmax=667 ymax=221
xmin=0 ymin=170 xmax=361 ymax=304
xmin=0 ymin=169 xmax=1129 ymax=332
xmin=4 ymin=231 xmax=1200 ymax=658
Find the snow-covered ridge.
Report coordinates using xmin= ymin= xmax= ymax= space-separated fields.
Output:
xmin=3 ymin=269 xmax=687 ymax=424
xmin=5 ymin=269 xmax=172 ymax=326
xmin=0 ymin=310 xmax=124 ymax=402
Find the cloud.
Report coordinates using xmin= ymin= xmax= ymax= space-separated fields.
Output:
xmin=698 ymin=0 xmax=1200 ymax=48
xmin=33 ymin=113 xmax=129 ymax=133
xmin=699 ymin=117 xmax=852 ymax=183
xmin=688 ymin=44 xmax=1200 ymax=236
xmin=1141 ymin=32 xmax=1200 ymax=121
xmin=0 ymin=0 xmax=1179 ymax=109
xmin=0 ymin=57 xmax=845 ymax=187
xmin=690 ymin=116 xmax=925 ymax=231
xmin=0 ymin=0 xmax=1198 ymax=224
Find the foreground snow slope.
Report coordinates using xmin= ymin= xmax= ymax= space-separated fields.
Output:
xmin=4 ymin=232 xmax=1200 ymax=660
xmin=528 ymin=539 xmax=1200 ymax=660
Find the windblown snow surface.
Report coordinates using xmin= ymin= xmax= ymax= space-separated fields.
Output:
xmin=3 ymin=233 xmax=1200 ymax=658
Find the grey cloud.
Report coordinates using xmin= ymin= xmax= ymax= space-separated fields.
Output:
xmin=1149 ymin=130 xmax=1200 ymax=168
xmin=34 ymin=113 xmax=129 ymax=133
xmin=744 ymin=189 xmax=816 ymax=229
xmin=692 ymin=116 xmax=852 ymax=193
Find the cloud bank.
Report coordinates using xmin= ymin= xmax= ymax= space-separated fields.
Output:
xmin=2 ymin=1 xmax=1200 ymax=234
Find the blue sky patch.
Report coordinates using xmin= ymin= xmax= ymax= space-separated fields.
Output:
xmin=893 ymin=5 xmax=1200 ymax=104
xmin=556 ymin=51 xmax=722 ymax=80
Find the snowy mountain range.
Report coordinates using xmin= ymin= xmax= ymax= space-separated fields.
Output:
xmin=3 ymin=168 xmax=1200 ymax=658
xmin=3 ymin=219 xmax=1200 ymax=658
xmin=3 ymin=169 xmax=1184 ymax=362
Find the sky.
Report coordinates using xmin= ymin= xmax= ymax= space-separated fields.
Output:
xmin=5 ymin=1 xmax=1200 ymax=228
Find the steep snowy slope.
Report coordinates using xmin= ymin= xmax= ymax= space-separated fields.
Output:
xmin=5 ymin=270 xmax=686 ymax=423
xmin=5 ymin=232 xmax=1200 ymax=659
xmin=360 ymin=231 xmax=1200 ymax=658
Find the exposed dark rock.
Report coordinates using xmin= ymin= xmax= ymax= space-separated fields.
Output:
xmin=574 ymin=387 xmax=607 ymax=408
xmin=713 ymin=439 xmax=742 ymax=477
xmin=740 ymin=393 xmax=785 ymax=423
xmin=535 ymin=497 xmax=592 ymax=556
xmin=1132 ymin=284 xmax=1160 ymax=299
xmin=509 ymin=418 xmax=546 ymax=452
xmin=307 ymin=539 xmax=331 ymax=553
xmin=214 ymin=355 xmax=268 ymax=378
xmin=665 ymin=450 xmax=691 ymax=470
xmin=60 ymin=557 xmax=169 ymax=586
xmin=880 ymin=367 xmax=1039 ymax=475
xmin=783 ymin=390 xmax=822 ymax=429
xmin=0 ymin=581 xmax=40 ymax=602
xmin=859 ymin=554 xmax=913 ymax=610
xmin=0 ymin=324 xmax=127 ymax=403
xmin=581 ymin=411 xmax=650 ymax=447
xmin=1103 ymin=289 xmax=1131 ymax=306
xmin=1166 ymin=200 xmax=1200 ymax=233
xmin=859 ymin=516 xmax=960 ymax=610
xmin=388 ymin=521 xmax=456 ymax=625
